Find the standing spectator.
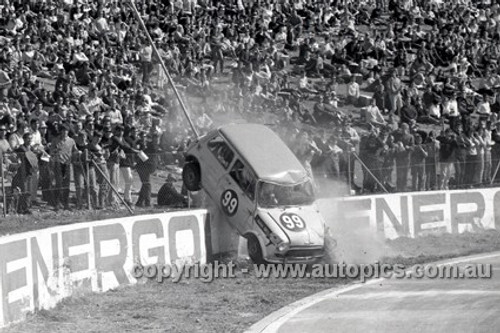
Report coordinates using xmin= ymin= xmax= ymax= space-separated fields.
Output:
xmin=424 ymin=131 xmax=440 ymax=191
xmin=386 ymin=69 xmax=403 ymax=115
xmin=393 ymin=122 xmax=414 ymax=192
xmin=88 ymin=129 xmax=109 ymax=209
xmin=73 ymin=131 xmax=88 ymax=210
xmin=410 ymin=134 xmax=428 ymax=191
xmin=438 ymin=129 xmax=457 ymax=190
xmin=107 ymin=125 xmax=137 ymax=206
xmin=482 ymin=122 xmax=495 ymax=184
xmin=380 ymin=128 xmax=396 ymax=191
xmin=140 ymin=38 xmax=153 ymax=84
xmin=475 ymin=128 xmax=486 ymax=186
xmin=322 ymin=136 xmax=343 ymax=181
xmin=359 ymin=127 xmax=384 ymax=193
xmin=338 ymin=120 xmax=360 ymax=190
xmin=8 ymin=121 xmax=25 ymax=150
xmin=455 ymin=125 xmax=468 ymax=188
xmin=12 ymin=132 xmax=37 ymax=214
xmin=136 ymin=131 xmax=160 ymax=207
xmin=49 ymin=124 xmax=78 ymax=210
xmin=464 ymin=129 xmax=480 ymax=188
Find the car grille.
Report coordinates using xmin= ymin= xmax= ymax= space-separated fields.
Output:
xmin=277 ymin=247 xmax=324 ymax=259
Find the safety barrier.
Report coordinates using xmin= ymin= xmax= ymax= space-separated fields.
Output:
xmin=0 ymin=210 xmax=208 ymax=328
xmin=317 ymin=187 xmax=500 ymax=240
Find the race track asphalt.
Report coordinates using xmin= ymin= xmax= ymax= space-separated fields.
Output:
xmin=247 ymin=252 xmax=500 ymax=333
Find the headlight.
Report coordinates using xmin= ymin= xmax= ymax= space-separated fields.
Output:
xmin=277 ymin=242 xmax=289 ymax=252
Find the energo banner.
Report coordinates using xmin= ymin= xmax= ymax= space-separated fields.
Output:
xmin=318 ymin=188 xmax=500 ymax=240
xmin=0 ymin=210 xmax=208 ymax=328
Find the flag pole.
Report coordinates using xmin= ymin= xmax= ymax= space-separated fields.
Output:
xmin=128 ymin=0 xmax=199 ymax=140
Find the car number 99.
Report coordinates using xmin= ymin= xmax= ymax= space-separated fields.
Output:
xmin=280 ymin=213 xmax=305 ymax=231
xmin=221 ymin=189 xmax=238 ymax=216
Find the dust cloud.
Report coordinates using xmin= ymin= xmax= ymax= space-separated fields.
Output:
xmin=317 ymin=178 xmax=394 ymax=265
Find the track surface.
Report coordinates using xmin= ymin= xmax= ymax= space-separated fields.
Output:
xmin=247 ymin=252 xmax=500 ymax=333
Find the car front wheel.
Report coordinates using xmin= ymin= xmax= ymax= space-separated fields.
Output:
xmin=182 ymin=162 xmax=201 ymax=191
xmin=247 ymin=235 xmax=266 ymax=265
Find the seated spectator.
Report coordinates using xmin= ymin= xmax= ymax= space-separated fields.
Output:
xmin=157 ymin=174 xmax=188 ymax=208
xmin=362 ymin=98 xmax=386 ymax=128
xmin=346 ymin=76 xmax=360 ymax=106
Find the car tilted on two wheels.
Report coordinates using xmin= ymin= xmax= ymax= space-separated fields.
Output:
xmin=182 ymin=123 xmax=328 ymax=264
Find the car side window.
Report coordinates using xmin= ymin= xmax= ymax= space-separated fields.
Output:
xmin=230 ymin=159 xmax=256 ymax=200
xmin=207 ymin=135 xmax=234 ymax=169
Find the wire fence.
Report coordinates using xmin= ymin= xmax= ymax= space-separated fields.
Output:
xmin=0 ymin=150 xmax=191 ymax=216
xmin=2 ymin=147 xmax=500 ymax=216
xmin=312 ymin=150 xmax=500 ymax=196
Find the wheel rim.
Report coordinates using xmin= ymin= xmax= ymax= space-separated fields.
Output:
xmin=248 ymin=238 xmax=260 ymax=258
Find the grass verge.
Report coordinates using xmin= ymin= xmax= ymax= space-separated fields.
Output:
xmin=2 ymin=230 xmax=500 ymax=333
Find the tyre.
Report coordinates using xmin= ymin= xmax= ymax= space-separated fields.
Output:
xmin=247 ymin=234 xmax=266 ymax=265
xmin=182 ymin=161 xmax=201 ymax=191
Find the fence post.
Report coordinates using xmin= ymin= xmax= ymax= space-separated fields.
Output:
xmin=351 ymin=152 xmax=389 ymax=193
xmin=347 ymin=149 xmax=352 ymax=196
xmin=84 ymin=149 xmax=91 ymax=209
xmin=1 ymin=152 xmax=5 ymax=217
xmin=91 ymin=159 xmax=134 ymax=214
xmin=491 ymin=158 xmax=500 ymax=185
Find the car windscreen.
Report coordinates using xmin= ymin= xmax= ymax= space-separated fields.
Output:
xmin=257 ymin=180 xmax=315 ymax=208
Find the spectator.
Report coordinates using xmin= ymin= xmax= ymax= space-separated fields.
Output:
xmin=363 ymin=98 xmax=386 ymax=128
xmin=410 ymin=133 xmax=428 ymax=191
xmin=424 ymin=131 xmax=440 ymax=191
xmin=386 ymin=69 xmax=403 ymax=115
xmin=346 ymin=76 xmax=360 ymax=105
xmin=12 ymin=132 xmax=37 ymax=214
xmin=359 ymin=126 xmax=384 ymax=193
xmin=393 ymin=122 xmax=414 ymax=192
xmin=49 ymin=123 xmax=78 ymax=210
xmin=136 ymin=131 xmax=160 ymax=208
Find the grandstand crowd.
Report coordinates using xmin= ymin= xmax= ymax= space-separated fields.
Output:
xmin=0 ymin=0 xmax=500 ymax=214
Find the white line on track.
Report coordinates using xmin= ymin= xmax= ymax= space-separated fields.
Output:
xmin=336 ymin=290 xmax=500 ymax=300
xmin=245 ymin=251 xmax=500 ymax=333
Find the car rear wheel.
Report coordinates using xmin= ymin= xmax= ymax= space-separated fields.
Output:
xmin=247 ymin=235 xmax=265 ymax=265
xmin=182 ymin=162 xmax=201 ymax=191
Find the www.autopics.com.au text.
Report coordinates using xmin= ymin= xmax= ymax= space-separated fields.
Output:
xmin=131 ymin=261 xmax=492 ymax=283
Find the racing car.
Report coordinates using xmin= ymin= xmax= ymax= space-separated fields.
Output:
xmin=182 ymin=123 xmax=328 ymax=264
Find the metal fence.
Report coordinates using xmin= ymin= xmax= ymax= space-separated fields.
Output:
xmin=2 ymin=148 xmax=500 ymax=216
xmin=0 ymin=151 xmax=193 ymax=216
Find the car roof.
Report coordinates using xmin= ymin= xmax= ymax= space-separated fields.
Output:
xmin=218 ymin=123 xmax=308 ymax=184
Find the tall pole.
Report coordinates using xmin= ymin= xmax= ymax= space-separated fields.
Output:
xmin=91 ymin=160 xmax=134 ymax=215
xmin=491 ymin=158 xmax=500 ymax=185
xmin=128 ymin=0 xmax=199 ymax=140
xmin=347 ymin=150 xmax=352 ymax=195
xmin=351 ymin=152 xmax=389 ymax=193
xmin=1 ymin=153 xmax=5 ymax=217
xmin=84 ymin=149 xmax=91 ymax=209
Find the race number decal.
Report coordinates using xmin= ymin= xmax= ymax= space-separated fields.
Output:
xmin=280 ymin=213 xmax=306 ymax=231
xmin=221 ymin=189 xmax=238 ymax=216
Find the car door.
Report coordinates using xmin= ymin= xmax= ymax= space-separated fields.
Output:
xmin=201 ymin=133 xmax=235 ymax=200
xmin=216 ymin=158 xmax=256 ymax=233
